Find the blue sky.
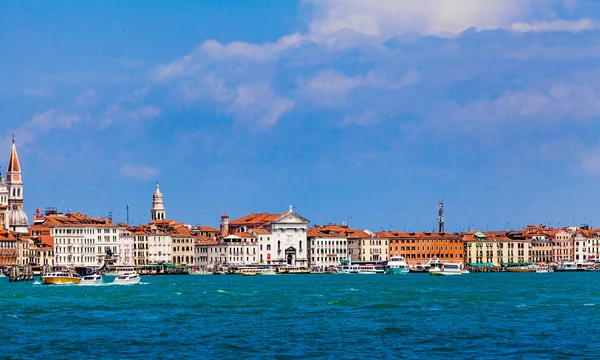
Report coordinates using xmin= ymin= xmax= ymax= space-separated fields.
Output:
xmin=2 ymin=0 xmax=600 ymax=232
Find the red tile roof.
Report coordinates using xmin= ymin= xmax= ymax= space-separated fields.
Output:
xmin=230 ymin=213 xmax=284 ymax=225
xmin=250 ymin=227 xmax=271 ymax=235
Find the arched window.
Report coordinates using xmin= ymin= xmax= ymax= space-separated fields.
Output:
xmin=278 ymin=241 xmax=281 ymax=250
xmin=17 ymin=188 xmax=20 ymax=197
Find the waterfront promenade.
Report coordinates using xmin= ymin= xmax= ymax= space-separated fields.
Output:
xmin=1 ymin=273 xmax=598 ymax=359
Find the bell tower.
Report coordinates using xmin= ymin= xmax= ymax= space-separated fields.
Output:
xmin=7 ymin=136 xmax=24 ymax=212
xmin=5 ymin=136 xmax=28 ymax=233
xmin=151 ymin=182 xmax=166 ymax=221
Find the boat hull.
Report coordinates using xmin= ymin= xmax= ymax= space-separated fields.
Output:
xmin=554 ymin=269 xmax=585 ymax=272
xmin=113 ymin=278 xmax=141 ymax=285
xmin=80 ymin=279 xmax=103 ymax=285
xmin=386 ymin=268 xmax=409 ymax=275
xmin=429 ymin=271 xmax=462 ymax=276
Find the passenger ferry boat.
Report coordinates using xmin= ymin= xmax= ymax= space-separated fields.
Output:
xmin=506 ymin=264 xmax=537 ymax=273
xmin=80 ymin=274 xmax=103 ymax=285
xmin=429 ymin=263 xmax=464 ymax=276
xmin=555 ymin=261 xmax=585 ymax=272
xmin=357 ymin=265 xmax=385 ymax=275
xmin=336 ymin=264 xmax=359 ymax=274
xmin=113 ymin=273 xmax=141 ymax=285
xmin=386 ymin=256 xmax=410 ymax=275
xmin=410 ymin=258 xmax=442 ymax=273
xmin=285 ymin=267 xmax=311 ymax=274
xmin=42 ymin=271 xmax=81 ymax=285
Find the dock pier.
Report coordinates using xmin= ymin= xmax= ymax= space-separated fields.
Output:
xmin=8 ymin=265 xmax=34 ymax=282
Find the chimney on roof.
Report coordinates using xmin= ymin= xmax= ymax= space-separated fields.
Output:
xmin=220 ymin=214 xmax=229 ymax=237
xmin=35 ymin=208 xmax=41 ymax=219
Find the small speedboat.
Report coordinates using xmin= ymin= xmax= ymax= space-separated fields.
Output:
xmin=0 ymin=273 xmax=6 ymax=278
xmin=80 ymin=274 xmax=103 ymax=285
xmin=113 ymin=273 xmax=141 ymax=285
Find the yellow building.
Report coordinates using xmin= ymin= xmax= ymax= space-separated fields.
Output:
xmin=463 ymin=231 xmax=531 ymax=267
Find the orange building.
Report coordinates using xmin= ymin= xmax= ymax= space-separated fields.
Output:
xmin=379 ymin=231 xmax=463 ymax=265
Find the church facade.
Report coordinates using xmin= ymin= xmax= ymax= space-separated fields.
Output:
xmin=0 ymin=138 xmax=29 ymax=234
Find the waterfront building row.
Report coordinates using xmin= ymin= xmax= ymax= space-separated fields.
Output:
xmin=1 ymin=140 xmax=598 ymax=270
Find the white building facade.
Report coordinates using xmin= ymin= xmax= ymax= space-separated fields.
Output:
xmin=148 ymin=232 xmax=171 ymax=264
xmin=52 ymin=226 xmax=102 ymax=267
xmin=95 ymin=226 xmax=120 ymax=266
xmin=118 ymin=228 xmax=134 ymax=266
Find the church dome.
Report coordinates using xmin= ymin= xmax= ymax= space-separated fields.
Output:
xmin=8 ymin=208 xmax=29 ymax=226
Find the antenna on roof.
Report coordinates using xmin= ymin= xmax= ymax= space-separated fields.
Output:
xmin=126 ymin=204 xmax=130 ymax=225
xmin=437 ymin=201 xmax=445 ymax=233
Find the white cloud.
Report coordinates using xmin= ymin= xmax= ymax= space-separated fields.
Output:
xmin=153 ymin=33 xmax=304 ymax=82
xmin=99 ymin=88 xmax=160 ymax=129
xmin=151 ymin=0 xmax=598 ymax=132
xmin=120 ymin=165 xmax=160 ymax=181
xmin=306 ymin=0 xmax=531 ymax=37
xmin=29 ymin=110 xmax=83 ymax=132
xmin=511 ymin=18 xmax=599 ymax=32
xmin=0 ymin=109 xmax=84 ymax=154
xmin=439 ymin=85 xmax=600 ymax=129
xmin=298 ymin=70 xmax=361 ymax=107
xmin=227 ymin=84 xmax=294 ymax=127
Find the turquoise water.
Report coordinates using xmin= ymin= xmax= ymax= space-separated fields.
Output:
xmin=1 ymin=273 xmax=600 ymax=359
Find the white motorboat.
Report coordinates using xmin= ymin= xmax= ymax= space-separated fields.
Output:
xmin=113 ymin=273 xmax=141 ymax=285
xmin=189 ymin=270 xmax=212 ymax=275
xmin=0 ymin=273 xmax=6 ymax=278
xmin=386 ymin=256 xmax=410 ymax=275
xmin=80 ymin=274 xmax=103 ymax=285
xmin=429 ymin=263 xmax=464 ymax=276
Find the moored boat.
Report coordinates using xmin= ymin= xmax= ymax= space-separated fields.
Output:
xmin=189 ymin=270 xmax=212 ymax=275
xmin=286 ymin=267 xmax=311 ymax=274
xmin=506 ymin=264 xmax=537 ymax=273
xmin=336 ymin=264 xmax=359 ymax=274
xmin=80 ymin=274 xmax=103 ymax=285
xmin=386 ymin=256 xmax=410 ymax=275
xmin=535 ymin=264 xmax=553 ymax=273
xmin=429 ymin=263 xmax=464 ymax=276
xmin=554 ymin=261 xmax=584 ymax=272
xmin=113 ymin=273 xmax=141 ymax=285
xmin=357 ymin=265 xmax=385 ymax=274
xmin=42 ymin=271 xmax=81 ymax=285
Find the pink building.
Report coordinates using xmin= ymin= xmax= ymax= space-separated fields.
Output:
xmin=552 ymin=230 xmax=573 ymax=264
